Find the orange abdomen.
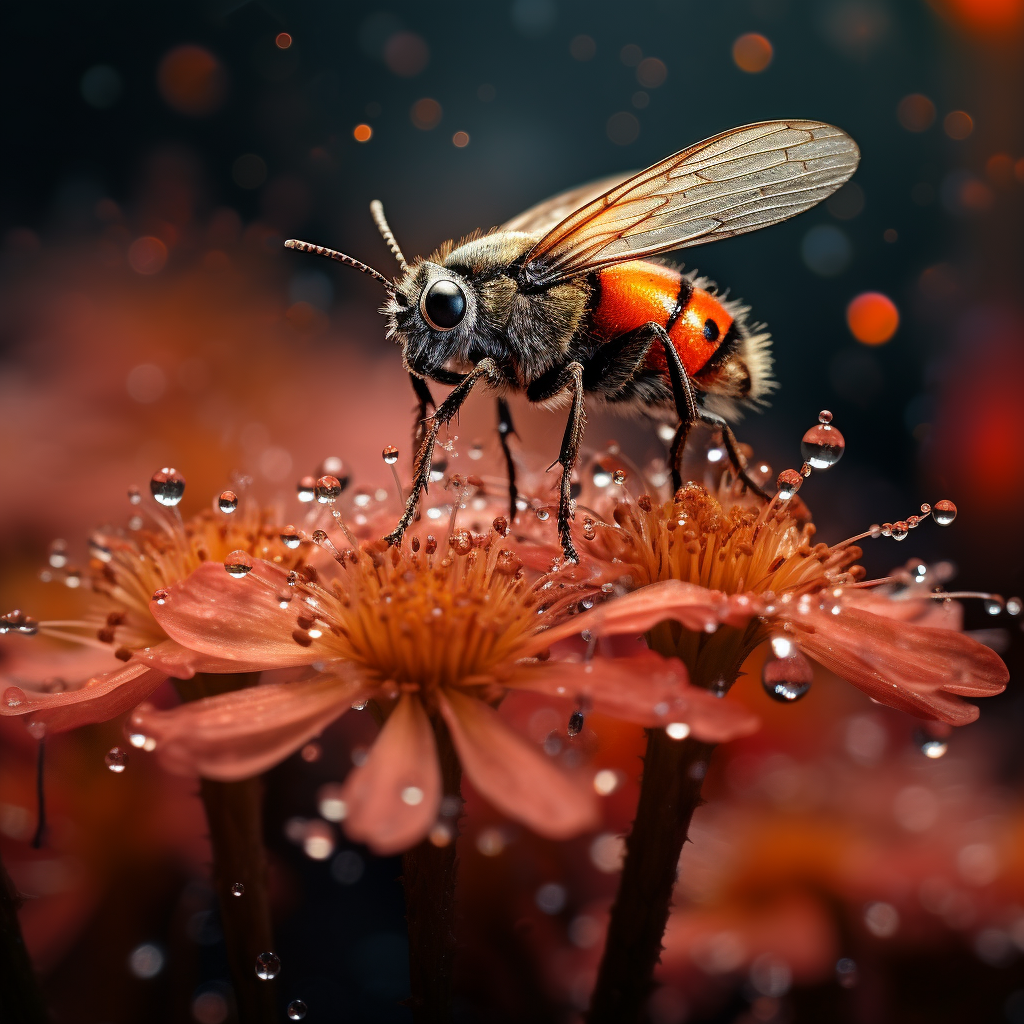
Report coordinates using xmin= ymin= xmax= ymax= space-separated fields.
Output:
xmin=590 ymin=261 xmax=733 ymax=379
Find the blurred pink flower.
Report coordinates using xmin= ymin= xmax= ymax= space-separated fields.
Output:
xmin=131 ymin=522 xmax=759 ymax=854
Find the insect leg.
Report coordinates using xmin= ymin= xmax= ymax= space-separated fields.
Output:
xmin=698 ymin=409 xmax=772 ymax=501
xmin=385 ymin=360 xmax=498 ymax=548
xmin=409 ymin=373 xmax=435 ymax=463
xmin=496 ymin=398 xmax=519 ymax=525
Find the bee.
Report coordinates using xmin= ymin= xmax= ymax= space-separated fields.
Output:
xmin=286 ymin=119 xmax=859 ymax=561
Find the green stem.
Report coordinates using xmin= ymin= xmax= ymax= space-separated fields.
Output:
xmin=402 ymin=716 xmax=463 ymax=1024
xmin=175 ymin=673 xmax=278 ymax=1024
xmin=0 ymin=850 xmax=50 ymax=1024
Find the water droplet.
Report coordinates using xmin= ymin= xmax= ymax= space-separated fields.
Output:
xmin=287 ymin=1000 xmax=308 ymax=1021
xmin=254 ymin=951 xmax=280 ymax=981
xmin=382 ymin=444 xmax=399 ymax=465
xmin=536 ymin=509 xmax=550 ymax=522
xmin=582 ymin=518 xmax=596 ymax=540
xmin=224 ymin=550 xmax=254 ymax=578
xmin=230 ymin=882 xmax=245 ymax=897
xmin=567 ymin=710 xmax=584 ymax=737
xmin=984 ymin=597 xmax=1004 ymax=616
xmin=150 ymin=467 xmax=185 ymax=507
xmin=451 ymin=529 xmax=473 ymax=556
xmin=762 ymin=641 xmax=813 ymax=702
xmin=3 ymin=686 xmax=26 ymax=708
xmin=1006 ymin=597 xmax=1022 ymax=616
xmin=665 ymin=722 xmax=691 ymax=740
xmin=296 ymin=476 xmax=316 ymax=503
xmin=128 ymin=485 xmax=142 ymax=506
xmin=818 ymin=409 xmax=833 ymax=424
xmin=315 ymin=475 xmax=342 ymax=503
xmin=218 ymin=490 xmax=238 ymax=513
xmin=932 ymin=499 xmax=957 ymax=526
xmin=152 ymin=588 xmax=169 ymax=605
xmin=48 ymin=539 xmax=68 ymax=568
xmin=401 ymin=786 xmax=424 ymax=806
xmin=914 ymin=729 xmax=949 ymax=758
xmin=89 ymin=535 xmax=112 ymax=562
xmin=26 ymin=719 xmax=46 ymax=740
xmin=105 ymin=747 xmax=129 ymax=772
xmin=494 ymin=550 xmax=521 ymax=575
xmin=800 ymin=422 xmax=845 ymax=470
xmin=592 ymin=463 xmax=613 ymax=488
xmin=657 ymin=422 xmax=676 ymax=443
xmin=468 ymin=443 xmax=484 ymax=460
xmin=776 ymin=469 xmax=803 ymax=501
xmin=280 ymin=526 xmax=301 ymax=549
xmin=492 ymin=516 xmax=508 ymax=536
xmin=429 ymin=457 xmax=448 ymax=483
xmin=890 ymin=521 xmax=909 ymax=542
xmin=612 ymin=469 xmax=626 ymax=485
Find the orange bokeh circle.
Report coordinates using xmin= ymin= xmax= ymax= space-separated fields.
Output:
xmin=157 ymin=45 xmax=227 ymax=116
xmin=846 ymin=292 xmax=899 ymax=345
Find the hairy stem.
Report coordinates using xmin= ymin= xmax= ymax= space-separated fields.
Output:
xmin=402 ymin=716 xmax=463 ymax=1024
xmin=176 ymin=673 xmax=278 ymax=1024
xmin=1 ymin=851 xmax=50 ymax=1024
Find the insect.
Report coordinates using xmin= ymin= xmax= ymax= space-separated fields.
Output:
xmin=286 ymin=120 xmax=859 ymax=562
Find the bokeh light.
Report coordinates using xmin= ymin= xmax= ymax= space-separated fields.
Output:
xmin=944 ymin=110 xmax=974 ymax=139
xmin=127 ymin=236 xmax=168 ymax=275
xmin=410 ymin=97 xmax=442 ymax=130
xmin=897 ymin=93 xmax=937 ymax=132
xmin=352 ymin=123 xmax=372 ymax=143
xmin=156 ymin=45 xmax=226 ymax=117
xmin=732 ymin=33 xmax=773 ymax=73
xmin=846 ymin=292 xmax=900 ymax=345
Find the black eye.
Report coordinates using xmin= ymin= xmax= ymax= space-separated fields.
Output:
xmin=421 ymin=279 xmax=467 ymax=330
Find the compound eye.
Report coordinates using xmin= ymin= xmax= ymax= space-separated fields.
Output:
xmin=421 ymin=279 xmax=467 ymax=331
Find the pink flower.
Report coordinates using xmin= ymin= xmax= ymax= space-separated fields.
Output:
xmin=574 ymin=482 xmax=1007 ymax=724
xmin=131 ymin=522 xmax=759 ymax=854
xmin=1 ymin=494 xmax=314 ymax=733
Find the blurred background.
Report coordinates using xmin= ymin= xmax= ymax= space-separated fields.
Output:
xmin=1 ymin=1 xmax=1022 ymax=1021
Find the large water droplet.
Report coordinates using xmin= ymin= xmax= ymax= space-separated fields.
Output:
xmin=315 ymin=475 xmax=342 ymax=503
xmin=218 ymin=490 xmax=238 ymax=514
xmin=150 ymin=468 xmax=185 ymax=507
xmin=296 ymin=476 xmax=316 ymax=503
xmin=800 ymin=422 xmax=846 ymax=470
xmin=890 ymin=521 xmax=909 ymax=542
xmin=1 ymin=610 xmax=38 ymax=635
xmin=567 ymin=710 xmax=584 ymax=737
xmin=932 ymin=499 xmax=957 ymax=526
xmin=280 ymin=526 xmax=301 ymax=549
xmin=762 ymin=638 xmax=813 ymax=702
xmin=105 ymin=747 xmax=129 ymax=772
xmin=230 ymin=882 xmax=245 ymax=897
xmin=4 ymin=686 xmax=27 ymax=708
xmin=382 ymin=444 xmax=399 ymax=465
xmin=224 ymin=550 xmax=254 ymax=578
xmin=287 ymin=1001 xmax=308 ymax=1021
xmin=255 ymin=951 xmax=281 ymax=980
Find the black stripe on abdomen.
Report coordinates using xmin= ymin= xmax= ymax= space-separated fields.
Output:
xmin=664 ymin=276 xmax=693 ymax=333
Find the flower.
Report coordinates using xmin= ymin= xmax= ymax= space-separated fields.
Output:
xmin=130 ymin=519 xmax=759 ymax=854
xmin=574 ymin=478 xmax=1008 ymax=723
xmin=0 ymin=479 xmax=311 ymax=732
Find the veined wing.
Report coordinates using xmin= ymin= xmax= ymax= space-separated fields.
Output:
xmin=501 ymin=173 xmax=635 ymax=235
xmin=521 ymin=120 xmax=859 ymax=286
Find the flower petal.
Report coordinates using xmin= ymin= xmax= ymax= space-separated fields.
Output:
xmin=134 ymin=671 xmax=363 ymax=780
xmin=518 ymin=580 xmax=759 ymax=658
xmin=131 ymin=638 xmax=284 ymax=679
xmin=0 ymin=661 xmax=167 ymax=733
xmin=793 ymin=606 xmax=1008 ymax=724
xmin=508 ymin=651 xmax=760 ymax=740
xmin=439 ymin=689 xmax=598 ymax=839
xmin=149 ymin=561 xmax=332 ymax=668
xmin=340 ymin=693 xmax=441 ymax=856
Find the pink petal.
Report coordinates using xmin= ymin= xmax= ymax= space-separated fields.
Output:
xmin=844 ymin=591 xmax=964 ymax=630
xmin=134 ymin=671 xmax=364 ymax=780
xmin=149 ymin=561 xmax=332 ymax=668
xmin=508 ymin=651 xmax=760 ymax=741
xmin=439 ymin=689 xmax=598 ymax=839
xmin=518 ymin=580 xmax=759 ymax=658
xmin=793 ymin=606 xmax=1008 ymax=724
xmin=341 ymin=694 xmax=441 ymax=856
xmin=131 ymin=638 xmax=285 ymax=679
xmin=0 ymin=661 xmax=167 ymax=733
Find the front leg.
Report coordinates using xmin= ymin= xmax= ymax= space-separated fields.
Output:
xmin=528 ymin=362 xmax=586 ymax=563
xmin=386 ymin=359 xmax=499 ymax=548
xmin=698 ymin=409 xmax=772 ymax=501
xmin=496 ymin=398 xmax=519 ymax=526
xmin=408 ymin=373 xmax=435 ymax=461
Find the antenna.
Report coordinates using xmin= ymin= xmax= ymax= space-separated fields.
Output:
xmin=369 ymin=200 xmax=409 ymax=272
xmin=283 ymin=239 xmax=392 ymax=288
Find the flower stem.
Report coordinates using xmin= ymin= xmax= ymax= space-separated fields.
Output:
xmin=1 ymin=851 xmax=50 ymax=1024
xmin=175 ymin=673 xmax=278 ymax=1024
xmin=402 ymin=716 xmax=463 ymax=1024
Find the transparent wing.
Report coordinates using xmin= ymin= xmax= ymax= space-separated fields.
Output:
xmin=501 ymin=173 xmax=635 ymax=235
xmin=521 ymin=120 xmax=860 ymax=286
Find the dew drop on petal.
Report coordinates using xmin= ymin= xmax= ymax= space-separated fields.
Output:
xmin=255 ymin=951 xmax=280 ymax=980
xmin=280 ymin=526 xmax=301 ymax=549
xmin=382 ymin=445 xmax=400 ymax=465
xmin=315 ymin=475 xmax=342 ymax=503
xmin=224 ymin=550 xmax=254 ymax=578
xmin=153 ymin=588 xmax=169 ymax=605
xmin=3 ymin=686 xmax=26 ymax=708
xmin=105 ymin=746 xmax=129 ymax=772
xmin=800 ymin=422 xmax=845 ymax=470
xmin=612 ymin=469 xmax=626 ymax=485
xmin=150 ymin=467 xmax=185 ymax=506
xmin=287 ymin=1000 xmax=308 ymax=1020
xmin=762 ymin=642 xmax=813 ymax=703
xmin=1 ymin=610 xmax=38 ymax=635
xmin=230 ymin=882 xmax=245 ymax=897
xmin=218 ymin=490 xmax=238 ymax=513
xmin=582 ymin=518 xmax=596 ymax=540
xmin=932 ymin=499 xmax=957 ymax=526
xmin=296 ymin=476 xmax=316 ymax=503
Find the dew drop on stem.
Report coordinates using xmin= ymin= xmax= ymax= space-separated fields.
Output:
xmin=150 ymin=468 xmax=185 ymax=507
